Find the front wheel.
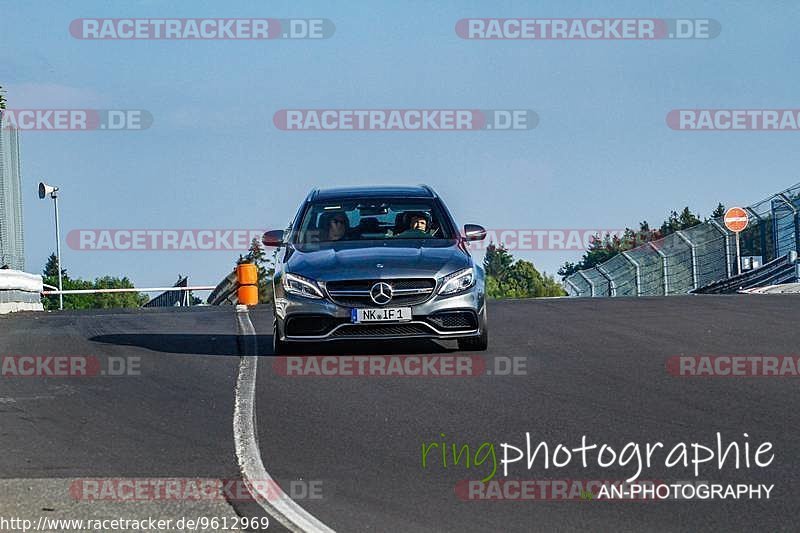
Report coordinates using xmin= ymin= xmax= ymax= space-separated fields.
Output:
xmin=458 ymin=327 xmax=488 ymax=351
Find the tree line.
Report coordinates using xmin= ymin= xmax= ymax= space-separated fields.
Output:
xmin=42 ymin=201 xmax=724 ymax=309
xmin=558 ymin=203 xmax=726 ymax=280
xmin=483 ymin=244 xmax=565 ymax=298
xmin=42 ymin=253 xmax=149 ymax=310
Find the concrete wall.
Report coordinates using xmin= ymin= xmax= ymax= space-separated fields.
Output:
xmin=0 ymin=269 xmax=43 ymax=314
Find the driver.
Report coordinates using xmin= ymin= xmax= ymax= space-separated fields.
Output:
xmin=396 ymin=212 xmax=432 ymax=238
xmin=409 ymin=214 xmax=428 ymax=232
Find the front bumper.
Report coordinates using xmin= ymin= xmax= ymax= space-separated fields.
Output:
xmin=274 ymin=285 xmax=485 ymax=342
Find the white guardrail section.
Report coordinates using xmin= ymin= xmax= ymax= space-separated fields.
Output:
xmin=0 ymin=270 xmax=44 ymax=314
xmin=207 ymin=270 xmax=239 ymax=305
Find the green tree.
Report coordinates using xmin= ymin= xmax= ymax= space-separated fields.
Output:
xmin=43 ymin=253 xmax=64 ymax=278
xmin=42 ymin=253 xmax=65 ymax=310
xmin=483 ymin=244 xmax=514 ymax=281
xmin=483 ymin=243 xmax=565 ymax=298
xmin=711 ymin=203 xmax=726 ymax=219
xmin=557 ymin=224 xmax=660 ymax=279
xmin=558 ymin=261 xmax=580 ymax=279
xmin=41 ymin=253 xmax=147 ymax=310
xmin=92 ymin=276 xmax=149 ymax=309
xmin=560 ymin=204 xmax=715 ymax=281
xmin=659 ymin=207 xmax=702 ymax=237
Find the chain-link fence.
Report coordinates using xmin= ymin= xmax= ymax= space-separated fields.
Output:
xmin=565 ymin=183 xmax=800 ymax=297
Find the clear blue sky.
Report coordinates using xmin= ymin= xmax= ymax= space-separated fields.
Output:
xmin=3 ymin=0 xmax=799 ymax=289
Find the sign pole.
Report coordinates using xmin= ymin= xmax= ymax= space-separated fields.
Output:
xmin=724 ymin=207 xmax=749 ymax=277
xmin=53 ymin=194 xmax=63 ymax=310
xmin=735 ymin=231 xmax=741 ymax=275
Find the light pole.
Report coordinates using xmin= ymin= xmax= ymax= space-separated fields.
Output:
xmin=38 ymin=182 xmax=63 ymax=310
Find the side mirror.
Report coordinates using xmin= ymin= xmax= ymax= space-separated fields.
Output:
xmin=262 ymin=230 xmax=284 ymax=247
xmin=463 ymin=224 xmax=487 ymax=241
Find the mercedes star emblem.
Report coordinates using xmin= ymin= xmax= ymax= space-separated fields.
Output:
xmin=369 ymin=282 xmax=393 ymax=305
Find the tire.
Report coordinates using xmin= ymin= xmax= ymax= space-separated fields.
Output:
xmin=458 ymin=327 xmax=488 ymax=351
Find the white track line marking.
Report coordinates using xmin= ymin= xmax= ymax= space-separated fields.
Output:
xmin=233 ymin=305 xmax=336 ymax=533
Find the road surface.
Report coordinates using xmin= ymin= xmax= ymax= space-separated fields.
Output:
xmin=0 ymin=296 xmax=797 ymax=532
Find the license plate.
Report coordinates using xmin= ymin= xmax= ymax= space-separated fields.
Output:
xmin=352 ymin=307 xmax=412 ymax=323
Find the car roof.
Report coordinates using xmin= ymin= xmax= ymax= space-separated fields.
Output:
xmin=310 ymin=185 xmax=436 ymax=202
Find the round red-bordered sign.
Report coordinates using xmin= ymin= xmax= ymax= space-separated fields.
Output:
xmin=724 ymin=207 xmax=749 ymax=233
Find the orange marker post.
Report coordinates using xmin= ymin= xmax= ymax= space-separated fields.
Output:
xmin=237 ymin=263 xmax=259 ymax=306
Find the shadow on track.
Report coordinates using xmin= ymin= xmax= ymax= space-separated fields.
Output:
xmin=90 ymin=333 xmax=455 ymax=356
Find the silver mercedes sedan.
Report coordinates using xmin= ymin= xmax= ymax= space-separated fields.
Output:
xmin=262 ymin=185 xmax=488 ymax=353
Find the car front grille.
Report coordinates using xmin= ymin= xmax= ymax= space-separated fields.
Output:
xmin=285 ymin=315 xmax=345 ymax=336
xmin=425 ymin=311 xmax=478 ymax=331
xmin=330 ymin=323 xmax=433 ymax=337
xmin=326 ymin=278 xmax=436 ymax=307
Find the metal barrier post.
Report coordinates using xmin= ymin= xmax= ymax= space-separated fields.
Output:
xmin=745 ymin=207 xmax=767 ymax=261
xmin=649 ymin=241 xmax=668 ymax=295
xmin=790 ymin=250 xmax=799 ymax=285
xmin=577 ymin=270 xmax=594 ymax=297
xmin=709 ymin=219 xmax=733 ymax=279
xmin=597 ymin=264 xmax=615 ymax=297
xmin=564 ymin=278 xmax=580 ymax=296
xmin=621 ymin=251 xmax=641 ymax=296
xmin=675 ymin=230 xmax=698 ymax=290
xmin=777 ymin=193 xmax=800 ymax=254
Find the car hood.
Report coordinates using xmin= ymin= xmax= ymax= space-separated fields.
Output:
xmin=284 ymin=239 xmax=472 ymax=281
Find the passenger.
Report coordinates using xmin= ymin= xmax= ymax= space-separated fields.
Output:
xmin=324 ymin=213 xmax=349 ymax=241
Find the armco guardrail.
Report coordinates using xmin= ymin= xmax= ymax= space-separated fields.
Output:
xmin=144 ymin=276 xmax=189 ymax=307
xmin=691 ymin=251 xmax=799 ymax=294
xmin=0 ymin=270 xmax=44 ymax=314
xmin=207 ymin=270 xmax=238 ymax=305
xmin=566 ymin=182 xmax=800 ymax=297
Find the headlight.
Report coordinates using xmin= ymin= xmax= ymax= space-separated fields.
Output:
xmin=438 ymin=267 xmax=475 ymax=296
xmin=282 ymin=272 xmax=324 ymax=299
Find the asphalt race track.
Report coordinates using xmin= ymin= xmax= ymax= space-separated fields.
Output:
xmin=1 ymin=296 xmax=798 ymax=532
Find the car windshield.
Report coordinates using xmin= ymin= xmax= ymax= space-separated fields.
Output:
xmin=295 ymin=199 xmax=454 ymax=243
